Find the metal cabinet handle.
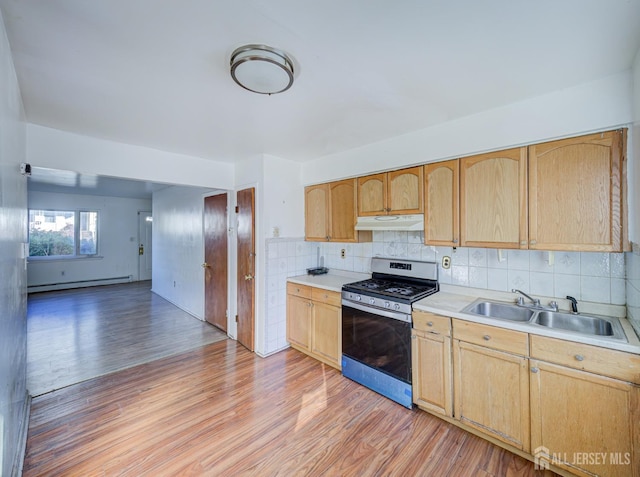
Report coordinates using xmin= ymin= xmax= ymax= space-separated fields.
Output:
xmin=575 ymin=354 xmax=584 ymax=362
xmin=483 ymin=335 xmax=491 ymax=341
xmin=520 ymin=240 xmax=527 ymax=246
xmin=530 ymin=240 xmax=537 ymax=245
xmin=244 ymin=274 xmax=254 ymax=281
xmin=452 ymin=239 xmax=458 ymax=244
xmin=427 ymin=321 xmax=433 ymax=327
xmin=531 ymin=367 xmax=539 ymax=373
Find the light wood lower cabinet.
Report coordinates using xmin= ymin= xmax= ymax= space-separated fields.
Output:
xmin=286 ymin=283 xmax=341 ymax=370
xmin=411 ymin=317 xmax=639 ymax=476
xmin=530 ymin=335 xmax=639 ymax=477
xmin=411 ymin=311 xmax=453 ymax=417
xmin=453 ymin=328 xmax=531 ymax=452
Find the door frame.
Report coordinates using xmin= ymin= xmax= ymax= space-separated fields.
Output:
xmin=137 ymin=210 xmax=153 ymax=281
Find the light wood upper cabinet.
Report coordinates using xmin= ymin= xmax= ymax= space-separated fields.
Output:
xmin=424 ymin=160 xmax=459 ymax=246
xmin=305 ymin=184 xmax=329 ymax=241
xmin=460 ymin=147 xmax=528 ymax=249
xmin=358 ymin=166 xmax=423 ymax=216
xmin=305 ymin=179 xmax=369 ymax=242
xmin=528 ymin=130 xmax=625 ymax=252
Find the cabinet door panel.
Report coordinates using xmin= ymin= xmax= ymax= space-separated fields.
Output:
xmin=461 ymin=148 xmax=527 ymax=248
xmin=287 ymin=295 xmax=311 ymax=350
xmin=454 ymin=340 xmax=530 ymax=451
xmin=311 ymin=302 xmax=341 ymax=367
xmin=412 ymin=330 xmax=452 ymax=416
xmin=388 ymin=167 xmax=423 ymax=214
xmin=424 ymin=160 xmax=459 ymax=246
xmin=529 ymin=130 xmax=623 ymax=251
xmin=329 ymin=179 xmax=357 ymax=242
xmin=304 ymin=185 xmax=328 ymax=241
xmin=530 ymin=360 xmax=638 ymax=477
xmin=357 ymin=173 xmax=386 ymax=216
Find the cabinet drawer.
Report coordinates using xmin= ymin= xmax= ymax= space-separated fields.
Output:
xmin=530 ymin=335 xmax=640 ymax=384
xmin=287 ymin=282 xmax=312 ymax=299
xmin=453 ymin=319 xmax=528 ymax=356
xmin=413 ymin=310 xmax=451 ymax=335
xmin=311 ymin=288 xmax=341 ymax=307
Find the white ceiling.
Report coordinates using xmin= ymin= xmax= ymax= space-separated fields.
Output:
xmin=2 ymin=0 xmax=640 ymax=165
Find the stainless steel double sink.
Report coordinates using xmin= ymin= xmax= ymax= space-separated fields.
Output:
xmin=461 ymin=299 xmax=627 ymax=341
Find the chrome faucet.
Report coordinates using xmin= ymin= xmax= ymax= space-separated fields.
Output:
xmin=511 ymin=289 xmax=559 ymax=311
xmin=512 ymin=289 xmax=540 ymax=307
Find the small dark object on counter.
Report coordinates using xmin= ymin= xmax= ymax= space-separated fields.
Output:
xmin=307 ymin=267 xmax=329 ymax=276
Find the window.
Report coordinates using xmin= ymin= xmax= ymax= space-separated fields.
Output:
xmin=28 ymin=209 xmax=99 ymax=258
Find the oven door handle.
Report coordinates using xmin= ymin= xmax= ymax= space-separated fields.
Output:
xmin=341 ymin=299 xmax=412 ymax=323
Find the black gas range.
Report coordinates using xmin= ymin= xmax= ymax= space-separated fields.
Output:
xmin=341 ymin=257 xmax=439 ymax=408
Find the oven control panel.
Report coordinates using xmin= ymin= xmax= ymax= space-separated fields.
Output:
xmin=341 ymin=291 xmax=413 ymax=316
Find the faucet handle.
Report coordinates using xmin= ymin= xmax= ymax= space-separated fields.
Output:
xmin=549 ymin=301 xmax=558 ymax=312
xmin=515 ymin=296 xmax=525 ymax=306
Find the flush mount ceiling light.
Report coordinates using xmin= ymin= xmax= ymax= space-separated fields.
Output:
xmin=230 ymin=44 xmax=294 ymax=95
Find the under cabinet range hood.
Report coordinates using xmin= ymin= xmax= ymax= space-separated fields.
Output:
xmin=354 ymin=214 xmax=424 ymax=231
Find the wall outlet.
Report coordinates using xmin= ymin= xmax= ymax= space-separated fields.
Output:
xmin=341 ymin=249 xmax=346 ymax=259
xmin=442 ymin=256 xmax=451 ymax=269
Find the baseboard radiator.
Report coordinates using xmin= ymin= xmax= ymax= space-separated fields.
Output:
xmin=28 ymin=275 xmax=133 ymax=293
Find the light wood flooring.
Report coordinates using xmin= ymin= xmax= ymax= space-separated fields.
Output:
xmin=24 ymin=340 xmax=555 ymax=476
xmin=27 ymin=281 xmax=227 ymax=396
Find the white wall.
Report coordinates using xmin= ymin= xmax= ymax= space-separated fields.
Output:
xmin=0 ymin=7 xmax=28 ymax=476
xmin=302 ymin=72 xmax=633 ymax=185
xmin=152 ymin=185 xmax=216 ymax=320
xmin=27 ymin=191 xmax=151 ymax=289
xmin=626 ymin=48 xmax=640 ymax=336
xmin=27 ymin=124 xmax=235 ymax=190
xmin=263 ymin=155 xmax=304 ymax=239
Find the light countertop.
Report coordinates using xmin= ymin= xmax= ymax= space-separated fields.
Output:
xmin=287 ymin=270 xmax=370 ymax=293
xmin=414 ymin=284 xmax=640 ymax=354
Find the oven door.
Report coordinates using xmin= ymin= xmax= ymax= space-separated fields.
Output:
xmin=341 ymin=300 xmax=412 ymax=384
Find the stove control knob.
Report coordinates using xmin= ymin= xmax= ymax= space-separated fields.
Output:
xmin=356 ymin=295 xmax=362 ymax=301
xmin=369 ymin=298 xmax=375 ymax=305
xmin=384 ymin=301 xmax=391 ymax=308
xmin=394 ymin=304 xmax=401 ymax=311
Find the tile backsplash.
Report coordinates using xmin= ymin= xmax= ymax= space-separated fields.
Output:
xmin=263 ymin=233 xmax=630 ymax=356
xmin=322 ymin=231 xmax=625 ymax=305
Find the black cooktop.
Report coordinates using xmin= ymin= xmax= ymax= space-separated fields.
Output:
xmin=343 ymin=277 xmax=438 ymax=302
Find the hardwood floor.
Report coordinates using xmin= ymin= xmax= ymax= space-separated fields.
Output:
xmin=24 ymin=341 xmax=554 ymax=476
xmin=27 ymin=281 xmax=227 ymax=396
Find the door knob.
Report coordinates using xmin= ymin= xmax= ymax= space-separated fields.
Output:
xmin=202 ymin=263 xmax=210 ymax=268
xmin=138 ymin=244 xmax=144 ymax=255
xmin=244 ymin=274 xmax=254 ymax=281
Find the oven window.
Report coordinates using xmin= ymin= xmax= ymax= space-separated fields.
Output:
xmin=342 ymin=304 xmax=412 ymax=384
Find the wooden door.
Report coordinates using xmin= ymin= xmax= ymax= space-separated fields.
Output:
xmin=357 ymin=173 xmax=387 ymax=216
xmin=424 ymin=160 xmax=459 ymax=246
xmin=453 ymin=340 xmax=530 ymax=452
xmin=236 ymin=188 xmax=255 ymax=351
xmin=137 ymin=211 xmax=153 ymax=281
xmin=460 ymin=147 xmax=528 ymax=249
xmin=304 ymin=184 xmax=328 ymax=241
xmin=528 ymin=130 xmax=624 ymax=252
xmin=203 ymin=194 xmax=228 ymax=331
xmin=530 ymin=360 xmax=638 ymax=477
xmin=328 ymin=179 xmax=357 ymax=242
xmin=387 ymin=166 xmax=423 ymax=214
xmin=412 ymin=329 xmax=453 ymax=417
